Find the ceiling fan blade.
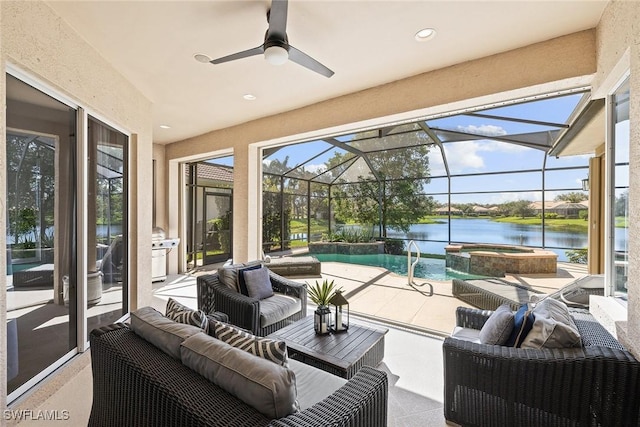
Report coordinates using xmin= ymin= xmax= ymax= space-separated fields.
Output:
xmin=266 ymin=0 xmax=288 ymax=40
xmin=210 ymin=45 xmax=264 ymax=64
xmin=288 ymin=46 xmax=334 ymax=78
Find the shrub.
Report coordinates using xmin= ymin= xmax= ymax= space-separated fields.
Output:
xmin=384 ymin=239 xmax=405 ymax=255
xmin=565 ymin=248 xmax=588 ymax=264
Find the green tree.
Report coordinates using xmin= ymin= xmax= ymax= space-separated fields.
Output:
xmin=555 ymin=192 xmax=588 ymax=203
xmin=505 ymin=200 xmax=534 ymax=219
xmin=615 ymin=191 xmax=628 ymax=217
xmin=262 ymin=158 xmax=292 ymax=251
xmin=328 ymin=131 xmax=434 ymax=237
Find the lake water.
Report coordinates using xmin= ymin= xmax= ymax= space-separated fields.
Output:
xmin=368 ymin=218 xmax=626 ymax=262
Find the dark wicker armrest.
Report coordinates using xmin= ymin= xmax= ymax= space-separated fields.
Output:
xmin=455 ymin=306 xmax=492 ymax=329
xmin=268 ymin=271 xmax=307 ymax=300
xmin=269 ymin=366 xmax=388 ymax=427
xmin=443 ymin=337 xmax=640 ymax=426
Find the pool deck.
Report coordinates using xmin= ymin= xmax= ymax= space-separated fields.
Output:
xmin=298 ymin=260 xmax=588 ymax=335
xmin=180 ymin=257 xmax=590 ymax=336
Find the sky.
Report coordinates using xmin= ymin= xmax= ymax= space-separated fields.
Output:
xmin=207 ymin=91 xmax=622 ymax=205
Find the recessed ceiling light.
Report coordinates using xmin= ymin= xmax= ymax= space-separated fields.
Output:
xmin=415 ymin=28 xmax=436 ymax=42
xmin=243 ymin=94 xmax=257 ymax=101
xmin=194 ymin=53 xmax=212 ymax=63
xmin=159 ymin=125 xmax=171 ymax=129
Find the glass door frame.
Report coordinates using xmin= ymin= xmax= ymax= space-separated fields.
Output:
xmin=605 ymin=72 xmax=630 ymax=297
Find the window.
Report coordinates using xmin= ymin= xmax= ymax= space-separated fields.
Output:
xmin=608 ymin=77 xmax=630 ymax=296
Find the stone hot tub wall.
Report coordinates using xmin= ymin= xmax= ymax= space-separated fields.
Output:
xmin=446 ymin=244 xmax=557 ymax=277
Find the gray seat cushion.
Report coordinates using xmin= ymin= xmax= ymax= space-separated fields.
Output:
xmin=181 ymin=332 xmax=299 ymax=419
xmin=288 ymin=359 xmax=347 ymax=410
xmin=260 ymin=294 xmax=302 ymax=328
xmin=450 ymin=326 xmax=481 ymax=344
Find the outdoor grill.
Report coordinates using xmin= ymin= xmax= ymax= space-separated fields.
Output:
xmin=152 ymin=227 xmax=180 ymax=282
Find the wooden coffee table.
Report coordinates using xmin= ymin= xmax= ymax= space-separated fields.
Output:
xmin=267 ymin=316 xmax=387 ymax=379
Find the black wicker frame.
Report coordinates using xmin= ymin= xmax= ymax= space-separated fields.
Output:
xmin=443 ymin=307 xmax=640 ymax=427
xmin=197 ymin=271 xmax=307 ymax=336
xmin=89 ymin=323 xmax=388 ymax=427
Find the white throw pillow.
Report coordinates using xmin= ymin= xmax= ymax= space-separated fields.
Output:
xmin=520 ymin=298 xmax=581 ymax=349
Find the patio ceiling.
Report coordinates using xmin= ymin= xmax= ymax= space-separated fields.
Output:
xmin=262 ymin=89 xmax=600 ymax=185
xmin=45 ymin=1 xmax=608 ymax=145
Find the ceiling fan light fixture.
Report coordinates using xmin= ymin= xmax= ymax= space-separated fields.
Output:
xmin=264 ymin=45 xmax=289 ymax=65
xmin=194 ymin=53 xmax=212 ymax=63
xmin=415 ymin=28 xmax=436 ymax=42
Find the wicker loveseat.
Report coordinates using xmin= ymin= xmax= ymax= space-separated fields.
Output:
xmin=443 ymin=306 xmax=640 ymax=427
xmin=89 ymin=322 xmax=388 ymax=427
xmin=197 ymin=269 xmax=307 ymax=336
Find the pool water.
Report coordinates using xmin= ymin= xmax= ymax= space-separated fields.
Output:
xmin=310 ymin=253 xmax=486 ymax=281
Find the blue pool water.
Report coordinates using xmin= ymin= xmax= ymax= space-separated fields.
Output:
xmin=310 ymin=253 xmax=485 ymax=281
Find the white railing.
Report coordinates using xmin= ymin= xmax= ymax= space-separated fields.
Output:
xmin=407 ymin=240 xmax=420 ymax=286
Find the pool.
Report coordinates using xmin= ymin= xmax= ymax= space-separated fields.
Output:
xmin=310 ymin=253 xmax=486 ymax=281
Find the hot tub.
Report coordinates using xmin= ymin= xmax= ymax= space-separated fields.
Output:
xmin=445 ymin=243 xmax=557 ymax=277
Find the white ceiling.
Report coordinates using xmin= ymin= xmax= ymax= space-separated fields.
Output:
xmin=45 ymin=1 xmax=608 ymax=145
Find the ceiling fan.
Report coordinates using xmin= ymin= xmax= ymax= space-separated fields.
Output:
xmin=210 ymin=0 xmax=334 ymax=78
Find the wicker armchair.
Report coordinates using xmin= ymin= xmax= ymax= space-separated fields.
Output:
xmin=443 ymin=307 xmax=640 ymax=427
xmin=197 ymin=270 xmax=307 ymax=336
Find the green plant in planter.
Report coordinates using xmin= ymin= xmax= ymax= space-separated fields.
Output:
xmin=307 ymin=279 xmax=344 ymax=335
xmin=307 ymin=279 xmax=343 ymax=307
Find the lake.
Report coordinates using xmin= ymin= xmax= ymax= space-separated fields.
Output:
xmin=376 ymin=218 xmax=626 ymax=262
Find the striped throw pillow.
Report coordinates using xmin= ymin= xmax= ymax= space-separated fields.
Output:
xmin=165 ymin=298 xmax=209 ymax=334
xmin=213 ymin=321 xmax=288 ymax=367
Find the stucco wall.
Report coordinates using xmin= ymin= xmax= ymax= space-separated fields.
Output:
xmin=1 ymin=0 xmax=153 ymax=408
xmin=593 ymin=0 xmax=640 ymax=358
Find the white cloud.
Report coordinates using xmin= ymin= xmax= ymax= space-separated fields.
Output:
xmin=305 ymin=163 xmax=326 ymax=174
xmin=440 ymin=141 xmax=485 ymax=173
xmin=456 ymin=124 xmax=507 ymax=137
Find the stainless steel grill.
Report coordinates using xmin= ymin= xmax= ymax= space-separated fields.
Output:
xmin=152 ymin=227 xmax=180 ymax=282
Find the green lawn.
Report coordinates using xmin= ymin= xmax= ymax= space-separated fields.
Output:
xmin=290 ymin=218 xmax=329 ymax=234
xmin=493 ymin=216 xmax=588 ymax=232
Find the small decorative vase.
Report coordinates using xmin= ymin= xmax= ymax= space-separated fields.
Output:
xmin=314 ymin=305 xmax=332 ymax=335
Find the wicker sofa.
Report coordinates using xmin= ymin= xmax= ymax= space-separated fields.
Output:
xmin=89 ymin=322 xmax=388 ymax=427
xmin=197 ymin=269 xmax=307 ymax=336
xmin=443 ymin=306 xmax=640 ymax=427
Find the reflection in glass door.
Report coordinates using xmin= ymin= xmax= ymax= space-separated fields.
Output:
xmin=203 ymin=192 xmax=232 ymax=264
xmin=87 ymin=116 xmax=128 ymax=336
xmin=6 ymin=74 xmax=77 ymax=401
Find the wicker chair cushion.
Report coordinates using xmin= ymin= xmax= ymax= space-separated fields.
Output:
xmin=521 ymin=298 xmax=582 ymax=349
xmin=479 ymin=303 xmax=514 ymax=345
xmin=243 ymin=267 xmax=274 ymax=300
xmin=130 ymin=306 xmax=203 ymax=359
xmin=260 ymin=294 xmax=302 ymax=328
xmin=165 ymin=297 xmax=210 ymax=334
xmin=181 ymin=332 xmax=299 ymax=419
xmin=218 ymin=261 xmax=263 ymax=292
xmin=212 ymin=320 xmax=289 ymax=367
xmin=450 ymin=326 xmax=481 ymax=343
xmin=288 ymin=359 xmax=347 ymax=410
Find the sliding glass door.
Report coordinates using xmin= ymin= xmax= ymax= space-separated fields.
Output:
xmin=6 ymin=74 xmax=78 ymax=399
xmin=5 ymin=73 xmax=130 ymax=402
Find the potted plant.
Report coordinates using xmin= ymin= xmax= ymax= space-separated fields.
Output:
xmin=307 ymin=279 xmax=342 ymax=335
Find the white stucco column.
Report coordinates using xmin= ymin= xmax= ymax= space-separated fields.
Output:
xmin=232 ymin=144 xmax=262 ymax=263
